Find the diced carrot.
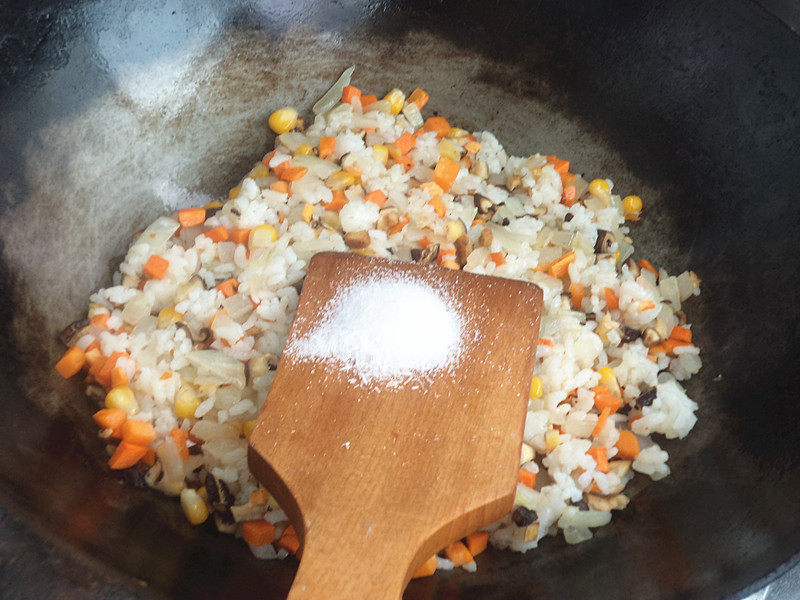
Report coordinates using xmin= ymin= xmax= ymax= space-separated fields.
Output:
xmin=489 ymin=252 xmax=505 ymax=267
xmin=587 ymin=446 xmax=610 ymax=473
xmin=90 ymin=313 xmax=109 ymax=329
xmin=422 ymin=116 xmax=451 ymax=139
xmin=250 ymin=489 xmax=269 ymax=506
xmin=562 ymin=172 xmax=576 ymax=186
xmin=84 ymin=348 xmax=103 ymax=370
xmin=592 ymin=406 xmax=612 ymax=436
xmin=342 ymin=85 xmax=361 ymax=103
xmin=464 ymin=141 xmax=481 ymax=154
xmin=389 ymin=213 xmax=409 ymax=235
xmin=407 ymin=88 xmax=430 ymax=109
xmin=108 ymin=441 xmax=148 ymax=470
xmin=93 ymin=408 xmax=127 ymax=432
xmin=548 ymin=251 xmax=576 ymax=279
xmin=465 ymin=532 xmax=489 ymax=557
xmin=261 ymin=149 xmax=276 ymax=166
xmin=144 ymin=255 xmax=169 ymax=279
xmin=96 ymin=351 xmax=127 ymax=388
xmin=230 ymin=229 xmax=251 ymax=245
xmin=538 ymin=338 xmax=554 ymax=347
xmin=546 ymin=156 xmax=570 ymax=175
xmin=670 ymin=326 xmax=692 ymax=343
xmin=616 ymin=430 xmax=640 ymax=459
xmin=323 ymin=190 xmax=348 ymax=211
xmin=360 ymin=94 xmax=377 ymax=107
xmin=518 ymin=469 xmax=537 ymax=488
xmin=270 ymin=180 xmax=290 ymax=193
xmin=420 ymin=181 xmax=442 ymax=199
xmin=364 ymin=190 xmax=387 ymax=207
xmin=141 ymin=447 xmax=156 ymax=467
xmin=648 ymin=343 xmax=669 ymax=355
xmin=394 ymin=132 xmax=416 ymax=155
xmin=242 ymin=520 xmax=276 ymax=547
xmin=55 ymin=346 xmax=86 ymax=379
xmin=418 ymin=237 xmax=430 ymax=248
xmin=170 ymin=428 xmax=190 ymax=460
xmin=394 ymin=155 xmax=414 ymax=171
xmin=605 ymin=287 xmax=619 ymax=310
xmin=278 ymin=525 xmax=300 ymax=554
xmin=412 ymin=555 xmax=438 ymax=579
xmin=594 ymin=392 xmax=623 ymax=414
xmin=562 ymin=184 xmax=577 ymax=207
xmin=433 ymin=156 xmax=460 ymax=192
xmin=637 ymin=259 xmax=658 ymax=277
xmin=429 ymin=197 xmax=446 ymax=218
xmin=569 ymin=282 xmax=585 ymax=309
xmin=278 ymin=166 xmax=308 ymax=182
xmin=637 ymin=300 xmax=655 ymax=312
xmin=111 ymin=365 xmax=128 ymax=388
xmin=273 ymin=161 xmax=289 ymax=178
xmin=85 ymin=340 xmax=101 ymax=353
xmin=663 ymin=338 xmax=693 ymax=355
xmin=177 ymin=207 xmax=206 ymax=228
xmin=216 ymin=278 xmax=238 ymax=298
xmin=318 ymin=136 xmax=336 ymax=159
xmin=204 ymin=226 xmax=229 ymax=243
xmin=121 ymin=419 xmax=156 ymax=446
xmin=445 ymin=541 xmax=474 ymax=567
xmin=159 ymin=371 xmax=172 ymax=380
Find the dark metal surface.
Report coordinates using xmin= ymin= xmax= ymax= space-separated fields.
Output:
xmin=0 ymin=1 xmax=798 ymax=599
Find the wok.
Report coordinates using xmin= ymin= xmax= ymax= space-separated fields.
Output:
xmin=0 ymin=1 xmax=798 ymax=598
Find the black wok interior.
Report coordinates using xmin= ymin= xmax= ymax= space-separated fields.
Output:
xmin=1 ymin=1 xmax=799 ymax=598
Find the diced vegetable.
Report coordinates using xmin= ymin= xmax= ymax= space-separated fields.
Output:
xmin=55 ymin=346 xmax=86 ymax=378
xmin=616 ymin=430 xmax=640 ymax=459
xmin=587 ymin=446 xmax=610 ymax=473
xmin=433 ymin=156 xmax=459 ymax=192
xmin=407 ymin=88 xmax=430 ymax=109
xmin=242 ymin=520 xmax=276 ymax=546
xmin=144 ymin=255 xmax=169 ymax=279
xmin=108 ymin=440 xmax=148 ymax=470
xmin=178 ymin=207 xmax=206 ymax=228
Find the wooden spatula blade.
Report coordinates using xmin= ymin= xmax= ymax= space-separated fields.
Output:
xmin=248 ymin=252 xmax=542 ymax=600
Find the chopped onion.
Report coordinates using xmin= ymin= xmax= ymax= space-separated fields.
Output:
xmin=676 ymin=270 xmax=694 ymax=301
xmin=365 ymin=99 xmax=392 ymax=114
xmin=191 ymin=420 xmax=240 ymax=441
xmin=222 ymin=293 xmax=254 ymax=323
xmin=401 ymin=102 xmax=423 ymax=128
xmin=121 ymin=292 xmax=152 ymax=326
xmin=293 ymin=155 xmax=339 ymax=179
xmin=312 ymin=65 xmax=354 ymax=115
xmin=659 ymin=276 xmax=681 ymax=310
xmin=136 ymin=216 xmax=179 ymax=254
xmin=186 ymin=350 xmax=246 ymax=389
xmin=277 ymin=132 xmax=308 ymax=152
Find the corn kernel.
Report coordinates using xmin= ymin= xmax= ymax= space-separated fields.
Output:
xmin=623 ymin=195 xmax=643 ymax=214
xmin=598 ymin=367 xmax=622 ymax=397
xmin=386 ymin=144 xmax=402 ymax=160
xmin=105 ymin=386 xmax=138 ymax=414
xmin=445 ymin=219 xmax=466 ymax=242
xmin=249 ymin=224 xmax=279 ymax=248
xmin=383 ymin=88 xmax=406 ymax=115
xmin=326 ymin=171 xmax=356 ymax=191
xmin=530 ymin=376 xmax=543 ymax=399
xmin=545 ymin=429 xmax=559 ymax=452
xmin=228 ymin=186 xmax=241 ymax=200
xmin=447 ymin=127 xmax=469 ymax=139
xmin=615 ymin=249 xmax=621 ymax=262
xmin=268 ymin=107 xmax=298 ymax=134
xmin=301 ymin=203 xmax=314 ymax=223
xmin=243 ymin=419 xmax=258 ymax=439
xmin=520 ymin=442 xmax=535 ymax=465
xmin=180 ymin=488 xmax=209 ymax=525
xmin=249 ymin=164 xmax=271 ymax=179
xmin=372 ymin=144 xmax=389 ymax=165
xmin=588 ymin=178 xmax=611 ymax=201
xmin=157 ymin=305 xmax=184 ymax=329
xmin=174 ymin=388 xmax=201 ymax=419
xmin=204 ymin=200 xmax=223 ymax=211
xmin=294 ymin=144 xmax=313 ymax=157
xmin=437 ymin=139 xmax=461 ymax=162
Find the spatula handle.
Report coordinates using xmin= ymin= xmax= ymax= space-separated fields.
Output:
xmin=286 ymin=526 xmax=414 ymax=600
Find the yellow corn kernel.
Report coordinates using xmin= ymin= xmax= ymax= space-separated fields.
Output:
xmin=174 ymin=388 xmax=201 ymax=419
xmin=530 ymin=376 xmax=543 ymax=399
xmin=386 ymin=144 xmax=402 ymax=160
xmin=437 ymin=139 xmax=461 ymax=162
xmin=294 ymin=144 xmax=313 ymax=157
xmin=445 ymin=219 xmax=466 ymax=242
xmin=204 ymin=200 xmax=223 ymax=211
xmin=157 ymin=305 xmax=184 ymax=329
xmin=249 ymin=224 xmax=279 ymax=248
xmin=180 ymin=488 xmax=209 ymax=525
xmin=243 ymin=419 xmax=258 ymax=439
xmin=268 ymin=107 xmax=298 ymax=134
xmin=105 ymin=386 xmax=138 ymax=414
xmin=326 ymin=171 xmax=356 ymax=191
xmin=615 ymin=249 xmax=622 ymax=262
xmin=372 ymin=144 xmax=389 ymax=165
xmin=228 ymin=186 xmax=242 ymax=200
xmin=588 ymin=178 xmax=610 ymax=200
xmin=545 ymin=429 xmax=559 ymax=452
xmin=383 ymin=88 xmax=405 ymax=115
xmin=623 ymin=195 xmax=643 ymax=214
xmin=249 ymin=164 xmax=271 ymax=179
xmin=447 ymin=127 xmax=469 ymax=139
xmin=301 ymin=203 xmax=314 ymax=223
xmin=598 ymin=367 xmax=622 ymax=397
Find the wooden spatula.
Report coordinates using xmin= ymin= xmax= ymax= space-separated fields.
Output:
xmin=248 ymin=251 xmax=542 ymax=600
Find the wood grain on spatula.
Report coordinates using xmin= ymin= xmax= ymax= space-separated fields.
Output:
xmin=248 ymin=252 xmax=542 ymax=600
